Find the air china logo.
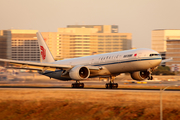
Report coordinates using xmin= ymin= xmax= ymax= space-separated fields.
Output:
xmin=40 ymin=45 xmax=46 ymax=60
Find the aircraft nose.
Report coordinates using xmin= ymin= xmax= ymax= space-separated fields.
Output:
xmin=149 ymin=57 xmax=162 ymax=67
xmin=156 ymin=57 xmax=162 ymax=66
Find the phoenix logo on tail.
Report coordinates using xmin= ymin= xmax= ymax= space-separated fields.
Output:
xmin=40 ymin=45 xmax=46 ymax=60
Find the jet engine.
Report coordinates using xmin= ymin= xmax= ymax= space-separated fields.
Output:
xmin=69 ymin=65 xmax=90 ymax=80
xmin=130 ymin=71 xmax=150 ymax=81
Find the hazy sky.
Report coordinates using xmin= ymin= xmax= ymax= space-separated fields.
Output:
xmin=1 ymin=0 xmax=180 ymax=48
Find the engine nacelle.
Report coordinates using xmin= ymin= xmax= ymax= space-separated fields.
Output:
xmin=69 ymin=65 xmax=90 ymax=80
xmin=130 ymin=71 xmax=150 ymax=81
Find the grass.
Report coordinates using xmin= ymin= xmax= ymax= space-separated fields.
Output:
xmin=0 ymin=89 xmax=180 ymax=120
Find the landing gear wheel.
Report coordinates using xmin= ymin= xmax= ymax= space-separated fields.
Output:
xmin=72 ymin=82 xmax=84 ymax=88
xmin=148 ymin=76 xmax=153 ymax=80
xmin=106 ymin=84 xmax=108 ymax=89
xmin=105 ymin=76 xmax=118 ymax=89
xmin=105 ymin=83 xmax=118 ymax=89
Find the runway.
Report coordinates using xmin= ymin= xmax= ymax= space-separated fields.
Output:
xmin=1 ymin=81 xmax=180 ymax=92
xmin=1 ymin=87 xmax=180 ymax=93
xmin=0 ymin=73 xmax=180 ymax=91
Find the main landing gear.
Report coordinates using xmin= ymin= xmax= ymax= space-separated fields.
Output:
xmin=105 ymin=76 xmax=118 ymax=89
xmin=72 ymin=81 xmax=84 ymax=88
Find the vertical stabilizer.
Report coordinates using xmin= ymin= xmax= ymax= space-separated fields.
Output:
xmin=36 ymin=32 xmax=55 ymax=63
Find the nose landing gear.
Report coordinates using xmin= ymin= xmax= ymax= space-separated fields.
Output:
xmin=148 ymin=75 xmax=153 ymax=80
xmin=147 ymin=67 xmax=158 ymax=80
xmin=147 ymin=69 xmax=154 ymax=80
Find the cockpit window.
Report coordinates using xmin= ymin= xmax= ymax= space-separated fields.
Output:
xmin=149 ymin=54 xmax=160 ymax=57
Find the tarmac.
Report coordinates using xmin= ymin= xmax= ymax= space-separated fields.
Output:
xmin=0 ymin=72 xmax=180 ymax=90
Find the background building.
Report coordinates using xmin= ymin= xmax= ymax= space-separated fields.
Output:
xmin=151 ymin=29 xmax=180 ymax=68
xmin=41 ymin=25 xmax=132 ymax=60
xmin=11 ymin=30 xmax=40 ymax=62
xmin=67 ymin=25 xmax=118 ymax=33
xmin=166 ymin=40 xmax=180 ymax=71
xmin=0 ymin=30 xmax=12 ymax=59
xmin=0 ymin=26 xmax=131 ymax=62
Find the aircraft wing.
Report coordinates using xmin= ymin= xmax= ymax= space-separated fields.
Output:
xmin=161 ymin=57 xmax=173 ymax=64
xmin=0 ymin=58 xmax=101 ymax=71
xmin=0 ymin=58 xmax=72 ymax=71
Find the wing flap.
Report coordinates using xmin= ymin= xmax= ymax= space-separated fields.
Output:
xmin=6 ymin=66 xmax=44 ymax=71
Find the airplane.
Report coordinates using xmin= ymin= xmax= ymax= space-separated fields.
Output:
xmin=0 ymin=32 xmax=171 ymax=89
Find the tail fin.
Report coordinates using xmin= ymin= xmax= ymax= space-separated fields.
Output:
xmin=36 ymin=32 xmax=55 ymax=63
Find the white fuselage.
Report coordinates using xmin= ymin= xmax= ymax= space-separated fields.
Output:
xmin=44 ymin=48 xmax=162 ymax=80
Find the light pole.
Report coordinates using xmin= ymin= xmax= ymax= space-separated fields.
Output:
xmin=160 ymin=84 xmax=179 ymax=120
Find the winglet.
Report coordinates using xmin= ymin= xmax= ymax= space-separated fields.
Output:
xmin=36 ymin=32 xmax=55 ymax=63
